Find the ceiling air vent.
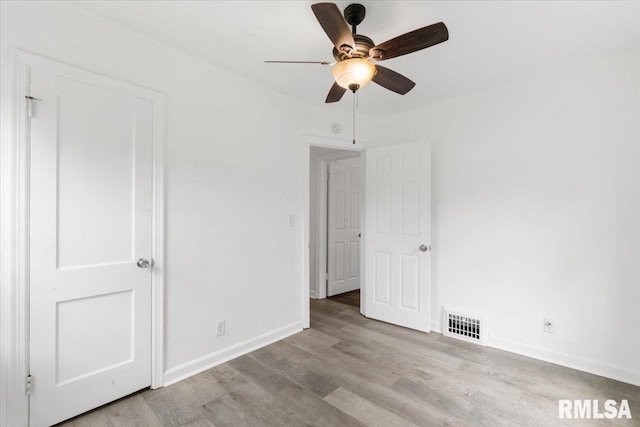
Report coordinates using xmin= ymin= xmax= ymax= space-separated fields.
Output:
xmin=443 ymin=308 xmax=485 ymax=345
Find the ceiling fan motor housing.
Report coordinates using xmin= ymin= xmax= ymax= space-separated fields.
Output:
xmin=333 ymin=34 xmax=375 ymax=62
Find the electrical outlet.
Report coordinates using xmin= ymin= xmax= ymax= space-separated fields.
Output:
xmin=544 ymin=318 xmax=555 ymax=334
xmin=216 ymin=320 xmax=226 ymax=336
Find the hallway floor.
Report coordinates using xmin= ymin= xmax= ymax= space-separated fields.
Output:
xmin=328 ymin=289 xmax=360 ymax=308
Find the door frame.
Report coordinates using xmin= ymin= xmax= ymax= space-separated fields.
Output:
xmin=315 ymin=151 xmax=362 ymax=300
xmin=302 ymin=134 xmax=367 ymax=328
xmin=0 ymin=49 xmax=166 ymax=427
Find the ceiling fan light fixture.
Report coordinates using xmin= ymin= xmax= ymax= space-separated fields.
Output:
xmin=332 ymin=58 xmax=376 ymax=91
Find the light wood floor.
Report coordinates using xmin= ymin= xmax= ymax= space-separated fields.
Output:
xmin=60 ymin=298 xmax=640 ymax=426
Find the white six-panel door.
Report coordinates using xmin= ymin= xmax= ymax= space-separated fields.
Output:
xmin=29 ymin=66 xmax=153 ymax=426
xmin=327 ymin=162 xmax=362 ymax=296
xmin=364 ymin=142 xmax=431 ymax=332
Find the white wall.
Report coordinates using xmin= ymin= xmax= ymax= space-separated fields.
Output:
xmin=0 ymin=1 xmax=378 ymax=409
xmin=377 ymin=50 xmax=640 ymax=385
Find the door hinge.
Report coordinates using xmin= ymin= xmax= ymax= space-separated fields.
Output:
xmin=26 ymin=374 xmax=33 ymax=396
xmin=25 ymin=95 xmax=42 ymax=118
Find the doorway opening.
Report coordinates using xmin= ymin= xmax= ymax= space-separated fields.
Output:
xmin=309 ymin=147 xmax=363 ymax=310
xmin=303 ymin=137 xmax=432 ymax=336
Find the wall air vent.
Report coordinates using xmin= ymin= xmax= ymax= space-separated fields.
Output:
xmin=443 ymin=308 xmax=485 ymax=345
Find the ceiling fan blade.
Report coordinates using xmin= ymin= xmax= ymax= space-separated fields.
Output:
xmin=264 ymin=61 xmax=334 ymax=65
xmin=370 ymin=22 xmax=448 ymax=61
xmin=325 ymin=82 xmax=347 ymax=103
xmin=311 ymin=3 xmax=356 ymax=52
xmin=372 ymin=65 xmax=415 ymax=95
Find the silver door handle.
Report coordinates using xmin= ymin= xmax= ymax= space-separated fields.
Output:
xmin=419 ymin=245 xmax=431 ymax=252
xmin=137 ymin=258 xmax=153 ymax=268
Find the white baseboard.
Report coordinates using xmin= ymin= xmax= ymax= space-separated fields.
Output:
xmin=487 ymin=335 xmax=640 ymax=387
xmin=430 ymin=320 xmax=442 ymax=333
xmin=431 ymin=318 xmax=639 ymax=386
xmin=309 ymin=289 xmax=317 ymax=299
xmin=163 ymin=321 xmax=303 ymax=386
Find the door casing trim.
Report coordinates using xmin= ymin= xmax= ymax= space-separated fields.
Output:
xmin=302 ymin=135 xmax=367 ymax=328
xmin=314 ymin=151 xmax=362 ymax=300
xmin=0 ymin=49 xmax=166 ymax=426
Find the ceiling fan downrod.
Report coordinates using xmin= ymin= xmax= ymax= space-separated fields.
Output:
xmin=344 ymin=3 xmax=366 ymax=35
xmin=343 ymin=4 xmax=366 ymax=144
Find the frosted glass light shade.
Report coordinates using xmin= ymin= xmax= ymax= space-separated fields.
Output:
xmin=332 ymin=58 xmax=376 ymax=91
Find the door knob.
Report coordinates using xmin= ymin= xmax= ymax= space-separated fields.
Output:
xmin=419 ymin=245 xmax=431 ymax=252
xmin=136 ymin=258 xmax=153 ymax=268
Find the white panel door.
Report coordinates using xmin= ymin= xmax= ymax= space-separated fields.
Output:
xmin=29 ymin=66 xmax=153 ymax=427
xmin=364 ymin=142 xmax=431 ymax=331
xmin=327 ymin=162 xmax=362 ymax=296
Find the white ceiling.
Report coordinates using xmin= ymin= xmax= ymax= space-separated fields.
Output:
xmin=70 ymin=1 xmax=640 ymax=117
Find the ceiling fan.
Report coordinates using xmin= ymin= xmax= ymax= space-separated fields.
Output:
xmin=266 ymin=2 xmax=449 ymax=103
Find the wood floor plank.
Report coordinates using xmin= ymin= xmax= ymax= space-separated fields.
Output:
xmin=58 ymin=297 xmax=640 ymax=426
xmin=142 ymin=386 xmax=213 ymax=427
xmin=107 ymin=394 xmax=164 ymax=427
xmin=277 ymin=385 xmax=366 ymax=427
xmin=201 ymin=376 xmax=305 ymax=426
xmin=252 ymin=353 xmax=343 ymax=398
xmin=175 ymin=369 xmax=228 ymax=407
xmin=517 ymin=391 xmax=576 ymax=427
xmin=392 ymin=376 xmax=478 ymax=422
xmin=284 ymin=330 xmax=401 ymax=387
xmin=330 ymin=319 xmax=484 ymax=380
xmin=244 ymin=339 xmax=311 ymax=366
xmin=324 ymin=387 xmax=420 ymax=427
xmin=339 ymin=323 xmax=466 ymax=371
xmin=201 ymin=393 xmax=259 ymax=426
xmin=609 ymin=379 xmax=640 ymax=400
xmin=297 ymin=326 xmax=343 ymax=347
xmin=227 ymin=355 xmax=299 ymax=395
xmin=270 ymin=348 xmax=464 ymax=426
xmin=248 ymin=336 xmax=460 ymax=426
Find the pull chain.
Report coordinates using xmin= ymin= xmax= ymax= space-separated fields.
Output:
xmin=352 ymin=91 xmax=356 ymax=144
